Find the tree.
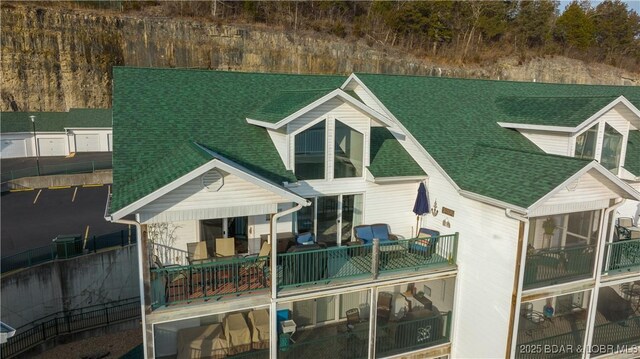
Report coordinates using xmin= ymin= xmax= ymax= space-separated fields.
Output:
xmin=593 ymin=0 xmax=638 ymax=60
xmin=515 ymin=0 xmax=559 ymax=48
xmin=554 ymin=1 xmax=595 ymax=49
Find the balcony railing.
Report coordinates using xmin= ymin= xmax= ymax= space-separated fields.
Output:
xmin=150 ymin=255 xmax=270 ymax=309
xmin=602 ymin=239 xmax=640 ymax=275
xmin=523 ymin=244 xmax=596 ymax=289
xmin=278 ymin=233 xmax=458 ymax=289
xmin=591 ymin=315 xmax=640 ymax=355
xmin=148 ymin=242 xmax=190 ymax=267
xmin=279 ymin=327 xmax=369 ymax=359
xmin=375 ymin=311 xmax=452 ymax=357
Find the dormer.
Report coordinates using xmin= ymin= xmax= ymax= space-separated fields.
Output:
xmin=246 ymin=88 xmax=423 ymax=183
xmin=497 ymin=95 xmax=640 ymax=179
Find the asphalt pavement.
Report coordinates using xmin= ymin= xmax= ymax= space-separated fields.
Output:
xmin=1 ymin=185 xmax=128 ymax=257
xmin=1 ymin=152 xmax=112 ymax=174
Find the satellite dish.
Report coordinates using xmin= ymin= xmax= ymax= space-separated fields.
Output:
xmin=202 ymin=169 xmax=224 ymax=192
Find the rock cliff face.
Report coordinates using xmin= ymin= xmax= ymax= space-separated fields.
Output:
xmin=2 ymin=4 xmax=638 ymax=112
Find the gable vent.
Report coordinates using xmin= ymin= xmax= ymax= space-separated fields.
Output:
xmin=202 ymin=169 xmax=224 ymax=192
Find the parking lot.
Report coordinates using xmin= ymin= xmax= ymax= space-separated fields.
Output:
xmin=1 ymin=185 xmax=128 ymax=257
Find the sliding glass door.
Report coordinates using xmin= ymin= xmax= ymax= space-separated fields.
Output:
xmin=296 ymin=194 xmax=363 ymax=246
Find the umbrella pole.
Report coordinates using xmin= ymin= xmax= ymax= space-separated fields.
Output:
xmin=416 ymin=216 xmax=420 ymax=237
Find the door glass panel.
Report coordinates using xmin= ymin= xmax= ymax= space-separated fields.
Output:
xmin=201 ymin=219 xmax=223 ymax=241
xmin=295 ymin=121 xmax=325 ymax=180
xmin=293 ymin=299 xmax=314 ymax=327
xmin=296 ymin=198 xmax=315 ymax=234
xmin=601 ymin=124 xmax=623 ymax=173
xmin=574 ymin=124 xmax=598 ymax=159
xmin=227 ymin=217 xmax=248 ymax=253
xmin=334 ymin=120 xmax=364 ymax=178
xmin=340 ymin=194 xmax=363 ymax=243
xmin=316 ymin=296 xmax=335 ymax=323
xmin=317 ymin=196 xmax=339 ymax=246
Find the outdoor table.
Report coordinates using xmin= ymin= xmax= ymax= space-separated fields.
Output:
xmin=224 ymin=313 xmax=252 ymax=355
xmin=176 ymin=323 xmax=228 ymax=359
xmin=248 ymin=309 xmax=270 ymax=349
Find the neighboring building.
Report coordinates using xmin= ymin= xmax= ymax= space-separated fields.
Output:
xmin=107 ymin=68 xmax=640 ymax=359
xmin=0 ymin=108 xmax=112 ymax=158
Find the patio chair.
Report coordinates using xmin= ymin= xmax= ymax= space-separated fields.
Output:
xmin=216 ymin=237 xmax=236 ymax=257
xmin=295 ymin=232 xmax=315 ymax=245
xmin=242 ymin=242 xmax=271 ymax=288
xmin=377 ymin=292 xmax=393 ymax=324
xmin=152 ymin=255 xmax=189 ymax=304
xmin=187 ymin=242 xmax=208 ymax=263
xmin=346 ymin=308 xmax=361 ymax=330
xmin=410 ymin=228 xmax=440 ymax=259
xmin=354 ymin=224 xmax=401 ymax=245
xmin=616 ymin=217 xmax=640 ymax=240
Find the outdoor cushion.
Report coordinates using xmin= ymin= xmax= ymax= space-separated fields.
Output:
xmin=354 ymin=225 xmax=374 ymax=244
xmin=296 ymin=232 xmax=314 ymax=245
xmin=371 ymin=224 xmax=392 ymax=241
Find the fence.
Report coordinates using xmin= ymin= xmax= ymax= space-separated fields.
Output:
xmin=1 ymin=228 xmax=137 ymax=274
xmin=523 ymin=244 xmax=596 ymax=289
xmin=1 ymin=160 xmax=112 ymax=183
xmin=0 ymin=297 xmax=141 ymax=358
xmin=602 ymin=238 xmax=640 ymax=275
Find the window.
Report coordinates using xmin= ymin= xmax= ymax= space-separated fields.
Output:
xmin=574 ymin=124 xmax=598 ymax=160
xmin=295 ymin=121 xmax=325 ymax=180
xmin=334 ymin=120 xmax=364 ymax=178
xmin=601 ymin=124 xmax=623 ymax=173
xmin=527 ymin=209 xmax=601 ymax=250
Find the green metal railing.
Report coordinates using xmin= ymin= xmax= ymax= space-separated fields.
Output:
xmin=1 ymin=160 xmax=111 ymax=182
xmin=150 ymin=255 xmax=270 ymax=309
xmin=515 ymin=328 xmax=585 ymax=359
xmin=278 ymin=233 xmax=458 ymax=289
xmin=602 ymin=239 xmax=640 ymax=275
xmin=378 ymin=234 xmax=458 ymax=274
xmin=278 ymin=244 xmax=373 ymax=288
xmin=1 ymin=229 xmax=136 ymax=274
xmin=279 ymin=327 xmax=369 ymax=359
xmin=0 ymin=297 xmax=140 ymax=359
xmin=523 ymin=244 xmax=596 ymax=289
xmin=376 ymin=311 xmax=451 ymax=357
xmin=591 ymin=315 xmax=640 ymax=354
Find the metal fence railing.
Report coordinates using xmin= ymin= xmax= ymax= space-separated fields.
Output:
xmin=1 ymin=160 xmax=112 ymax=183
xmin=523 ymin=244 xmax=596 ymax=290
xmin=603 ymin=239 xmax=640 ymax=275
xmin=0 ymin=297 xmax=141 ymax=359
xmin=591 ymin=314 xmax=640 ymax=354
xmin=1 ymin=228 xmax=137 ymax=274
xmin=515 ymin=328 xmax=585 ymax=359
xmin=376 ymin=311 xmax=452 ymax=357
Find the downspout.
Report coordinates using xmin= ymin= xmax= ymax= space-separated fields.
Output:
xmin=505 ymin=208 xmax=529 ymax=359
xmin=269 ymin=200 xmax=309 ymax=359
xmin=105 ymin=197 xmax=150 ymax=358
xmin=583 ymin=199 xmax=624 ymax=356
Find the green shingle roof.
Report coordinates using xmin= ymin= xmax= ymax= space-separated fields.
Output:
xmin=368 ymin=127 xmax=425 ymax=178
xmin=111 ymin=68 xmax=346 ymax=212
xmin=495 ymin=96 xmax=619 ymax=127
xmin=625 ymin=131 xmax=640 ymax=176
xmin=356 ymin=73 xmax=640 ymax=208
xmin=248 ymin=89 xmax=334 ymax=123
xmin=1 ymin=109 xmax=111 ymax=133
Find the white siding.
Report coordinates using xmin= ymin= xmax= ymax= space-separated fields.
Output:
xmin=148 ymin=220 xmax=199 ymax=255
xmin=518 ymin=130 xmax=571 ymax=156
xmin=364 ymin=181 xmax=420 ymax=238
xmin=138 ymin=169 xmax=289 ymax=223
xmin=1 ymin=134 xmax=30 ymax=158
xmin=267 ymin=129 xmax=289 ymax=169
xmin=349 ymin=84 xmax=388 ymax=125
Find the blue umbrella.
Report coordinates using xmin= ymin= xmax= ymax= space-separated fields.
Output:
xmin=413 ymin=182 xmax=430 ymax=236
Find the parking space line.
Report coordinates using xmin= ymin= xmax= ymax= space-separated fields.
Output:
xmin=49 ymin=186 xmax=71 ymax=190
xmin=72 ymin=187 xmax=78 ymax=202
xmin=33 ymin=189 xmax=42 ymax=204
xmin=84 ymin=225 xmax=90 ymax=241
xmin=82 ymin=184 xmax=103 ymax=188
xmin=10 ymin=188 xmax=33 ymax=192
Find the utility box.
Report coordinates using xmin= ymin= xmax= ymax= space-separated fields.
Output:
xmin=53 ymin=234 xmax=82 ymax=258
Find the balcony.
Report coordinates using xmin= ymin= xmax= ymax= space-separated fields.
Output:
xmin=591 ymin=283 xmax=640 ymax=357
xmin=602 ymin=238 xmax=640 ymax=275
xmin=523 ymin=244 xmax=596 ymax=290
xmin=149 ymin=234 xmax=458 ymax=309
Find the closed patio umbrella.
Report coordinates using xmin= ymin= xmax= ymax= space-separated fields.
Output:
xmin=413 ymin=182 xmax=430 ymax=236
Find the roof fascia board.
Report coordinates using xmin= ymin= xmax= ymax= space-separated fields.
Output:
xmin=497 ymin=123 xmax=575 ymax=132
xmin=110 ymin=160 xmax=219 ymax=220
xmin=349 ymin=74 xmax=463 ymax=192
xmin=527 ymin=161 xmax=640 ymax=213
xmin=373 ymin=175 xmax=428 ymax=183
xmin=574 ymin=96 xmax=640 ymax=133
xmin=458 ymin=190 xmax=528 ymax=214
xmin=111 ymin=154 xmax=309 ymax=221
xmin=195 ymin=144 xmax=309 ymax=205
xmin=245 ymin=88 xmax=394 ymax=129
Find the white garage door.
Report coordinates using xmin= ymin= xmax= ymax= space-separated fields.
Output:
xmin=38 ymin=138 xmax=66 ymax=156
xmin=107 ymin=134 xmax=112 ymax=152
xmin=1 ymin=138 xmax=27 ymax=158
xmin=75 ymin=134 xmax=101 ymax=152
